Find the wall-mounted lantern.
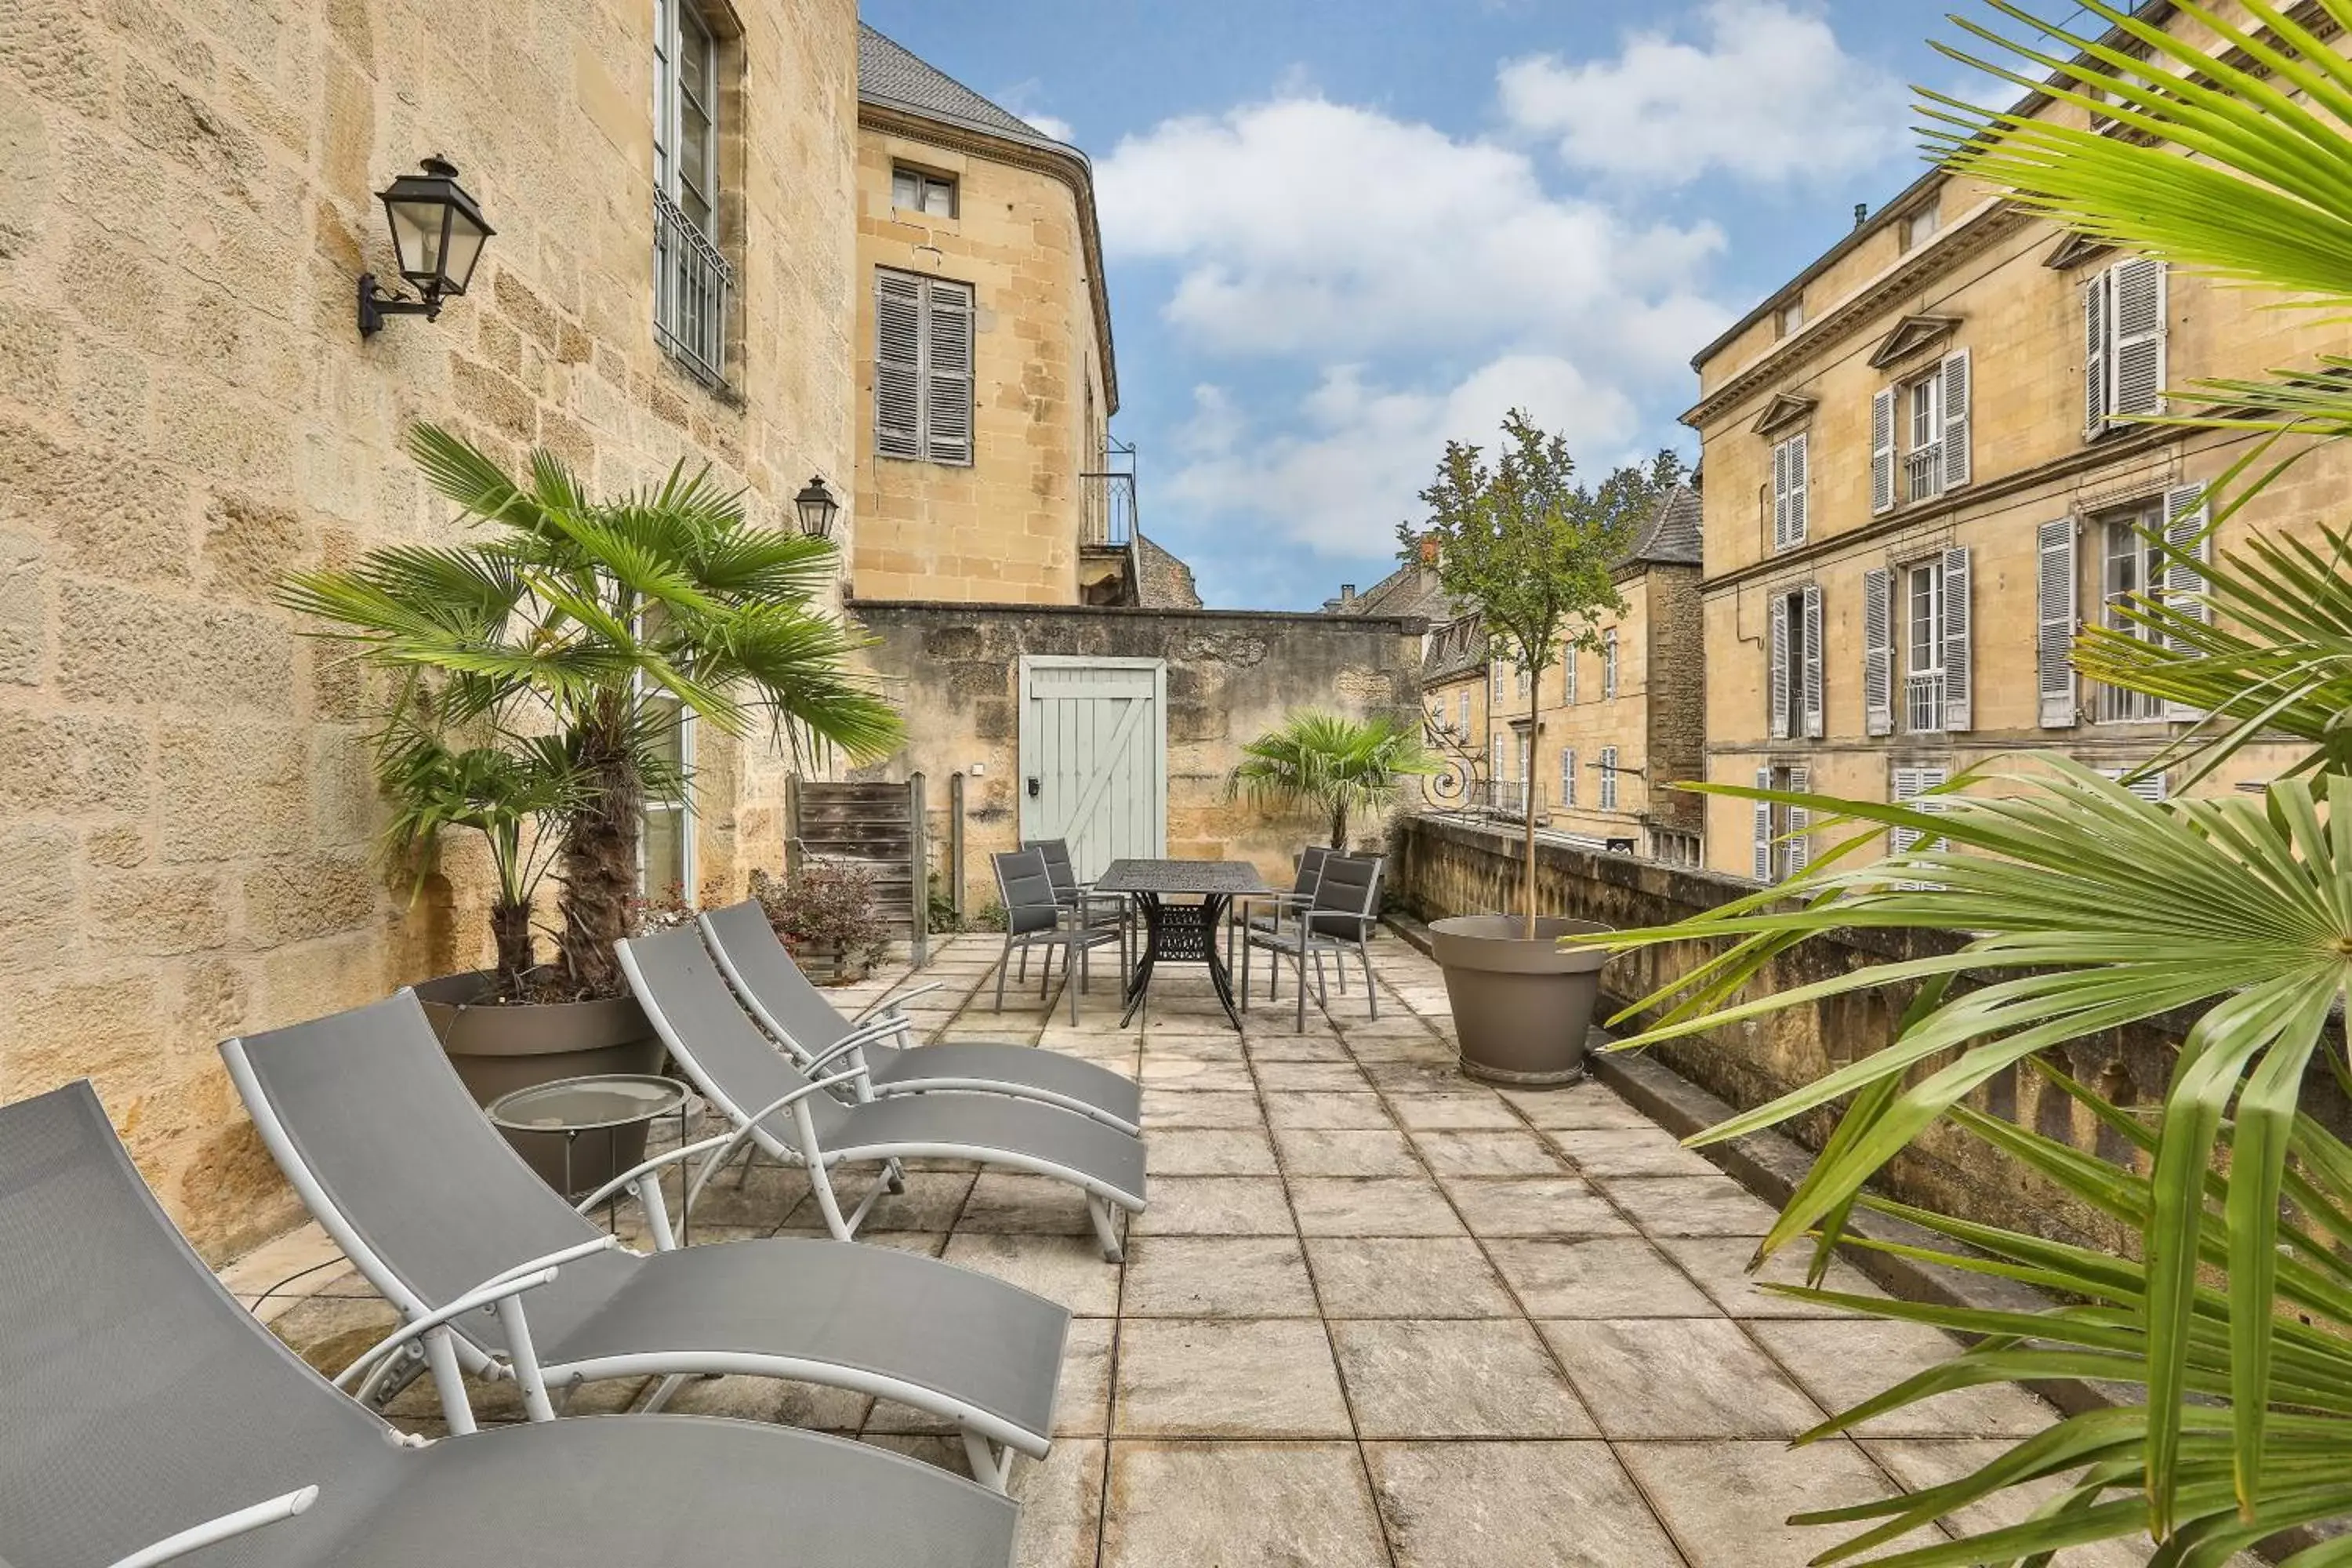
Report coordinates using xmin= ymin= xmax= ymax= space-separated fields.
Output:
xmin=358 ymin=156 xmax=495 ymax=338
xmin=793 ymin=476 xmax=841 ymax=542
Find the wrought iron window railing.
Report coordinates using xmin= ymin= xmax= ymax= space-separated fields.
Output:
xmin=1904 ymin=444 xmax=1944 ymax=504
xmin=1906 ymin=669 xmax=1947 ymax=733
xmin=654 ymin=187 xmax=732 ymax=389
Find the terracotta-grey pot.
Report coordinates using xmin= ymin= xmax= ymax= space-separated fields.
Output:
xmin=1429 ymin=915 xmax=1613 ymax=1086
xmin=412 ymin=970 xmax=663 ymax=1195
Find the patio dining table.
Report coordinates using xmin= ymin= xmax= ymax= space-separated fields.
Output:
xmin=1092 ymin=858 xmax=1274 ymax=1030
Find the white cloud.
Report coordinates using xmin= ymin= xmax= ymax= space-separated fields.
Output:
xmin=993 ymin=78 xmax=1076 ymax=144
xmin=1497 ymin=0 xmax=1909 ymax=186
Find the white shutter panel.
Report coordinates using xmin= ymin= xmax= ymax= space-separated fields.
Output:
xmin=2083 ymin=270 xmax=2111 ymax=437
xmin=1941 ymin=546 xmax=1973 ymax=732
xmin=1782 ymin=765 xmax=1810 ymax=878
xmin=2110 ymin=258 xmax=2167 ymax=420
xmin=1801 ymin=583 xmax=1825 ymax=740
xmin=1563 ymin=648 xmax=1577 ymax=703
xmin=874 ymin=270 xmax=924 ymax=458
xmin=924 ymin=279 xmax=975 ymax=464
xmin=1863 ymin=566 xmax=1893 ymax=737
xmin=1889 ymin=766 xmax=1921 ymax=860
xmin=2036 ymin=519 xmax=2078 ymax=728
xmin=1561 ymin=748 xmax=1576 ymax=808
xmin=2100 ymin=767 xmax=2169 ymax=803
xmin=1771 ymin=440 xmax=1791 ymax=550
xmin=1767 ymin=592 xmax=1791 ymax=740
xmin=1752 ymin=767 xmax=1775 ymax=881
xmin=1871 ymin=388 xmax=1897 ymax=514
xmin=2161 ymin=481 xmax=2212 ymax=721
xmin=1787 ymin=432 xmax=1808 ymax=543
xmin=1940 ymin=349 xmax=1971 ymax=491
xmin=1920 ymin=766 xmax=1951 ymax=852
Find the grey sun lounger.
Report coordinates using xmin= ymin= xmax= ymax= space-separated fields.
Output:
xmin=221 ymin=993 xmax=1069 ymax=1492
xmin=619 ymin=927 xmax=1148 ymax=1261
xmin=0 ymin=1082 xmax=1017 ymax=1568
xmin=700 ymin=899 xmax=1144 ymax=1134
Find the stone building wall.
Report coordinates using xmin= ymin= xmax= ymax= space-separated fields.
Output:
xmin=848 ymin=601 xmax=1428 ymax=902
xmin=0 ymin=0 xmax=862 ymax=1259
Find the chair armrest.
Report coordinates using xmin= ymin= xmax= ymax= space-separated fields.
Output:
xmin=332 ymin=1250 xmax=596 ymax=1392
xmin=109 ymin=1486 xmax=321 ymax=1568
xmin=682 ymin=1070 xmax=867 ymax=1217
xmin=880 ymin=980 xmax=945 ymax=1010
xmin=730 ymin=1069 xmax=870 ymax=1135
xmin=572 ymin=1134 xmax=739 ymax=1216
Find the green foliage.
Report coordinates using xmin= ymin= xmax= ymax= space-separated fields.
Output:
xmin=1229 ymin=711 xmax=1439 ymax=848
xmin=750 ymin=862 xmax=893 ymax=982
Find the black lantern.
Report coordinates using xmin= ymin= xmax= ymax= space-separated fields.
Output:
xmin=793 ymin=476 xmax=841 ymax=541
xmin=358 ymin=156 xmax=495 ymax=337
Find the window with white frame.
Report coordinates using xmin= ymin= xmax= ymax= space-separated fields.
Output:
xmin=874 ymin=270 xmax=975 ymax=464
xmin=2084 ymin=257 xmax=2167 ymax=437
xmin=1905 ymin=557 xmax=1947 ymax=734
xmin=1598 ymin=746 xmax=1619 ymax=811
xmin=1770 ymin=431 xmax=1808 ymax=550
xmin=1750 ymin=764 xmax=1812 ymax=882
xmin=653 ymin=0 xmax=733 ymax=387
xmin=891 ymin=164 xmax=957 ymax=217
xmin=1457 ymin=691 xmax=1470 ymax=737
xmin=1559 ymin=747 xmax=1577 ymax=808
xmin=637 ymin=605 xmax=695 ymax=897
xmin=1602 ymin=629 xmax=1619 ymax=699
xmin=2095 ymin=500 xmax=2167 ymax=723
xmin=1872 ymin=351 xmax=1970 ymax=514
xmin=1515 ymin=662 xmax=1531 ymax=700
xmin=1562 ymin=644 xmax=1578 ymax=704
xmin=1900 ymin=201 xmax=1940 ymax=250
xmin=1777 ymin=297 xmax=1803 ymax=337
xmin=1890 ymin=764 xmax=1951 ymax=860
xmin=1767 ymin=585 xmax=1824 ymax=742
xmin=1490 ymin=661 xmax=1506 ymax=703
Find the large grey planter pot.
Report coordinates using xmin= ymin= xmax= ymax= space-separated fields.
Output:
xmin=1429 ymin=915 xmax=1613 ymax=1086
xmin=412 ymin=971 xmax=663 ymax=1195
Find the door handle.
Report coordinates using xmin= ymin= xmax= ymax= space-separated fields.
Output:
xmin=1026 ymin=777 xmax=1041 ymax=798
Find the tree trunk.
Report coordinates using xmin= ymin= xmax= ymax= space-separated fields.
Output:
xmin=1330 ymin=800 xmax=1348 ymax=851
xmin=558 ymin=699 xmax=644 ymax=997
xmin=489 ymin=900 xmax=537 ymax=997
xmin=1523 ymin=677 xmax=1541 ymax=940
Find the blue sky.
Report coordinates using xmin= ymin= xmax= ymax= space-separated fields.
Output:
xmin=862 ymin=2 xmax=2043 ymax=609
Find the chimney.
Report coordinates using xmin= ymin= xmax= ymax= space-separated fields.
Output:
xmin=1853 ymin=201 xmax=1868 ymax=230
xmin=1417 ymin=533 xmax=1440 ymax=566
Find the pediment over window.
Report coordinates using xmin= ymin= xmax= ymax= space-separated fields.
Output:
xmin=1749 ymin=393 xmax=1817 ymax=437
xmin=2044 ymin=230 xmax=2114 ymax=270
xmin=1866 ymin=314 xmax=1962 ymax=370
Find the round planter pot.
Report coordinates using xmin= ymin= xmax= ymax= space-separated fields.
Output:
xmin=1429 ymin=915 xmax=1613 ymax=1087
xmin=412 ymin=971 xmax=663 ymax=1196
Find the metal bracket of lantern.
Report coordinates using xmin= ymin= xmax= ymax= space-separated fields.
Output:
xmin=358 ymin=156 xmax=495 ymax=338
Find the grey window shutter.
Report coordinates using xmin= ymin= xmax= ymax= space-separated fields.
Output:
xmin=1600 ymin=747 xmax=1618 ymax=811
xmin=2161 ymin=481 xmax=2212 ymax=720
xmin=2083 ymin=270 xmax=2111 ymax=437
xmin=1941 ymin=545 xmax=1973 ymax=731
xmin=924 ymin=280 xmax=975 ymax=464
xmin=1863 ymin=565 xmax=1893 ymax=736
xmin=1783 ymin=765 xmax=1810 ymax=878
xmin=1871 ymin=388 xmax=1896 ymax=514
xmin=1940 ymin=349 xmax=1971 ymax=491
xmin=1561 ymin=748 xmax=1575 ymax=808
xmin=1889 ymin=765 xmax=1920 ymax=859
xmin=874 ymin=270 xmax=924 ymax=459
xmin=2100 ymin=767 xmax=2169 ymax=803
xmin=1801 ymin=583 xmax=1824 ymax=739
xmin=1767 ymin=592 xmax=1791 ymax=740
xmin=2111 ymin=258 xmax=2167 ymax=420
xmin=1771 ymin=440 xmax=1790 ymax=550
xmin=1787 ymin=432 xmax=1808 ymax=543
xmin=2036 ymin=518 xmax=2078 ymax=728
xmin=1752 ymin=766 xmax=1774 ymax=881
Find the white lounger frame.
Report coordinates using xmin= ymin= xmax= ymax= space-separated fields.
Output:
xmin=620 ymin=945 xmax=1142 ymax=1262
xmin=220 ymin=1018 xmax=1046 ymax=1492
xmin=701 ymin=931 xmax=1144 ymax=1136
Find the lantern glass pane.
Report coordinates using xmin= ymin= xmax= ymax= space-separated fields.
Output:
xmin=441 ymin=210 xmax=489 ymax=294
xmin=387 ymin=197 xmax=445 ymax=284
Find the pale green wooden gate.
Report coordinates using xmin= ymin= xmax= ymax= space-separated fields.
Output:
xmin=1018 ymin=656 xmax=1167 ymax=880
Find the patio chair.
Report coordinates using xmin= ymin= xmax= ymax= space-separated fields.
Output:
xmin=700 ymin=899 xmax=1143 ymax=1134
xmin=1244 ymin=852 xmax=1385 ymax=1031
xmin=1231 ymin=843 xmax=1334 ymax=998
xmin=619 ymin=927 xmax=1146 ymax=1261
xmin=221 ymin=993 xmax=1072 ymax=1493
xmin=0 ymin=1081 xmax=1018 ymax=1567
xmin=991 ymin=847 xmax=1124 ymax=1025
xmin=1025 ymin=835 xmax=1132 ymax=979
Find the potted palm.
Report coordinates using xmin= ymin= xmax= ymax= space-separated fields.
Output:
xmin=1413 ymin=412 xmax=1685 ymax=1083
xmin=281 ymin=425 xmax=901 ymax=1178
xmin=1229 ymin=711 xmax=1438 ymax=851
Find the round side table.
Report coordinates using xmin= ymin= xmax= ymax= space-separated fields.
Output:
xmin=487 ymin=1073 xmax=695 ymax=1236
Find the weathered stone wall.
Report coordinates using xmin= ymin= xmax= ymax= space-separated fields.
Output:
xmin=0 ymin=0 xmax=861 ymax=1259
xmin=1389 ymin=812 xmax=2351 ymax=1254
xmin=849 ymin=601 xmax=1427 ymax=902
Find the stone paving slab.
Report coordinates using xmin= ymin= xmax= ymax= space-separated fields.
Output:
xmin=232 ymin=927 xmax=2181 ymax=1566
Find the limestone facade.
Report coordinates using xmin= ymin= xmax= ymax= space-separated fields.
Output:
xmin=1687 ymin=2 xmax=2339 ymax=881
xmin=0 ymin=0 xmax=862 ymax=1258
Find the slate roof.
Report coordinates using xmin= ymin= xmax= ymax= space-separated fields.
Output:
xmin=1333 ymin=560 xmax=1461 ymax=622
xmin=1421 ymin=613 xmax=1488 ymax=684
xmin=1623 ymin=483 xmax=1702 ymax=568
xmin=857 ymin=25 xmax=1071 ymax=151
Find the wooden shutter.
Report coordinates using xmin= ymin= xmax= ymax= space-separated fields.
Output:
xmin=2100 ymin=767 xmax=2169 ymax=803
xmin=1863 ymin=566 xmax=1893 ymax=736
xmin=1560 ymin=748 xmax=1576 ymax=808
xmin=2110 ymin=258 xmax=2166 ymax=420
xmin=924 ymin=279 xmax=975 ymax=464
xmin=874 ymin=270 xmax=924 ymax=458
xmin=1801 ymin=583 xmax=1824 ymax=740
xmin=1941 ymin=545 xmax=1973 ymax=732
xmin=1752 ymin=766 xmax=1774 ymax=881
xmin=1940 ymin=349 xmax=1971 ymax=491
xmin=1767 ymin=592 xmax=1791 ymax=740
xmin=2036 ymin=519 xmax=2078 ymax=728
xmin=1563 ymin=648 xmax=1577 ymax=703
xmin=1891 ymin=764 xmax=1950 ymax=858
xmin=1871 ymin=388 xmax=1896 ymax=514
xmin=2083 ymin=270 xmax=2111 ymax=437
xmin=1771 ymin=440 xmax=1791 ymax=550
xmin=1783 ymin=764 xmax=1811 ymax=878
xmin=2161 ymin=481 xmax=2212 ymax=720
xmin=1599 ymin=747 xmax=1618 ymax=811
xmin=1786 ymin=432 xmax=1808 ymax=544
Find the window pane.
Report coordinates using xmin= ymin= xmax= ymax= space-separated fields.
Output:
xmin=642 ymin=805 xmax=686 ymax=897
xmin=921 ymin=178 xmax=954 ymax=216
xmin=892 ymin=169 xmax=920 ymax=208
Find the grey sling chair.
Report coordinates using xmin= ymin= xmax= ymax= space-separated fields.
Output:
xmin=618 ymin=925 xmax=1147 ymax=1261
xmin=1244 ymin=851 xmax=1385 ymax=1032
xmin=1024 ymin=837 xmax=1133 ymax=982
xmin=700 ymin=898 xmax=1144 ymax=1134
xmin=1232 ymin=843 xmax=1334 ymax=996
xmin=0 ymin=1081 xmax=1018 ymax=1568
xmin=991 ymin=847 xmax=1124 ymax=1025
xmin=222 ymin=992 xmax=1070 ymax=1494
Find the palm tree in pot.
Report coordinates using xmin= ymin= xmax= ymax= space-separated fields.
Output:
xmin=1229 ymin=711 xmax=1437 ymax=851
xmin=1413 ymin=412 xmax=1686 ymax=1083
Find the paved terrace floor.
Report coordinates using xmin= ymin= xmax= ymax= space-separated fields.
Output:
xmin=231 ymin=930 xmax=2163 ymax=1567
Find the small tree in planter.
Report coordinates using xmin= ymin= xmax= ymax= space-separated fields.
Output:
xmin=750 ymin=861 xmax=893 ymax=983
xmin=1229 ymin=711 xmax=1438 ymax=850
xmin=1409 ymin=409 xmax=1685 ymax=1082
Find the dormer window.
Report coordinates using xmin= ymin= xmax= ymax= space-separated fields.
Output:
xmin=1777 ymin=297 xmax=1805 ymax=338
xmin=891 ymin=165 xmax=957 ymax=217
xmin=1900 ymin=202 xmax=1940 ymax=250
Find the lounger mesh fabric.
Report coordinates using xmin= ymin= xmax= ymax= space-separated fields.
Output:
xmin=0 ymin=1083 xmax=1020 ymax=1568
xmin=700 ymin=901 xmax=1142 ymax=1127
xmin=229 ymin=993 xmax=1069 ymax=1442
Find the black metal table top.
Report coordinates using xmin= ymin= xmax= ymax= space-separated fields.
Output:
xmin=1094 ymin=858 xmax=1275 ymax=897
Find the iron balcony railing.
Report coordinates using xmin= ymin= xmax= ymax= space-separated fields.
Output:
xmin=1904 ymin=444 xmax=1944 ymax=504
xmin=653 ymin=188 xmax=732 ymax=389
xmin=1080 ymin=436 xmax=1138 ymax=546
xmin=1906 ymin=669 xmax=1947 ymax=733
